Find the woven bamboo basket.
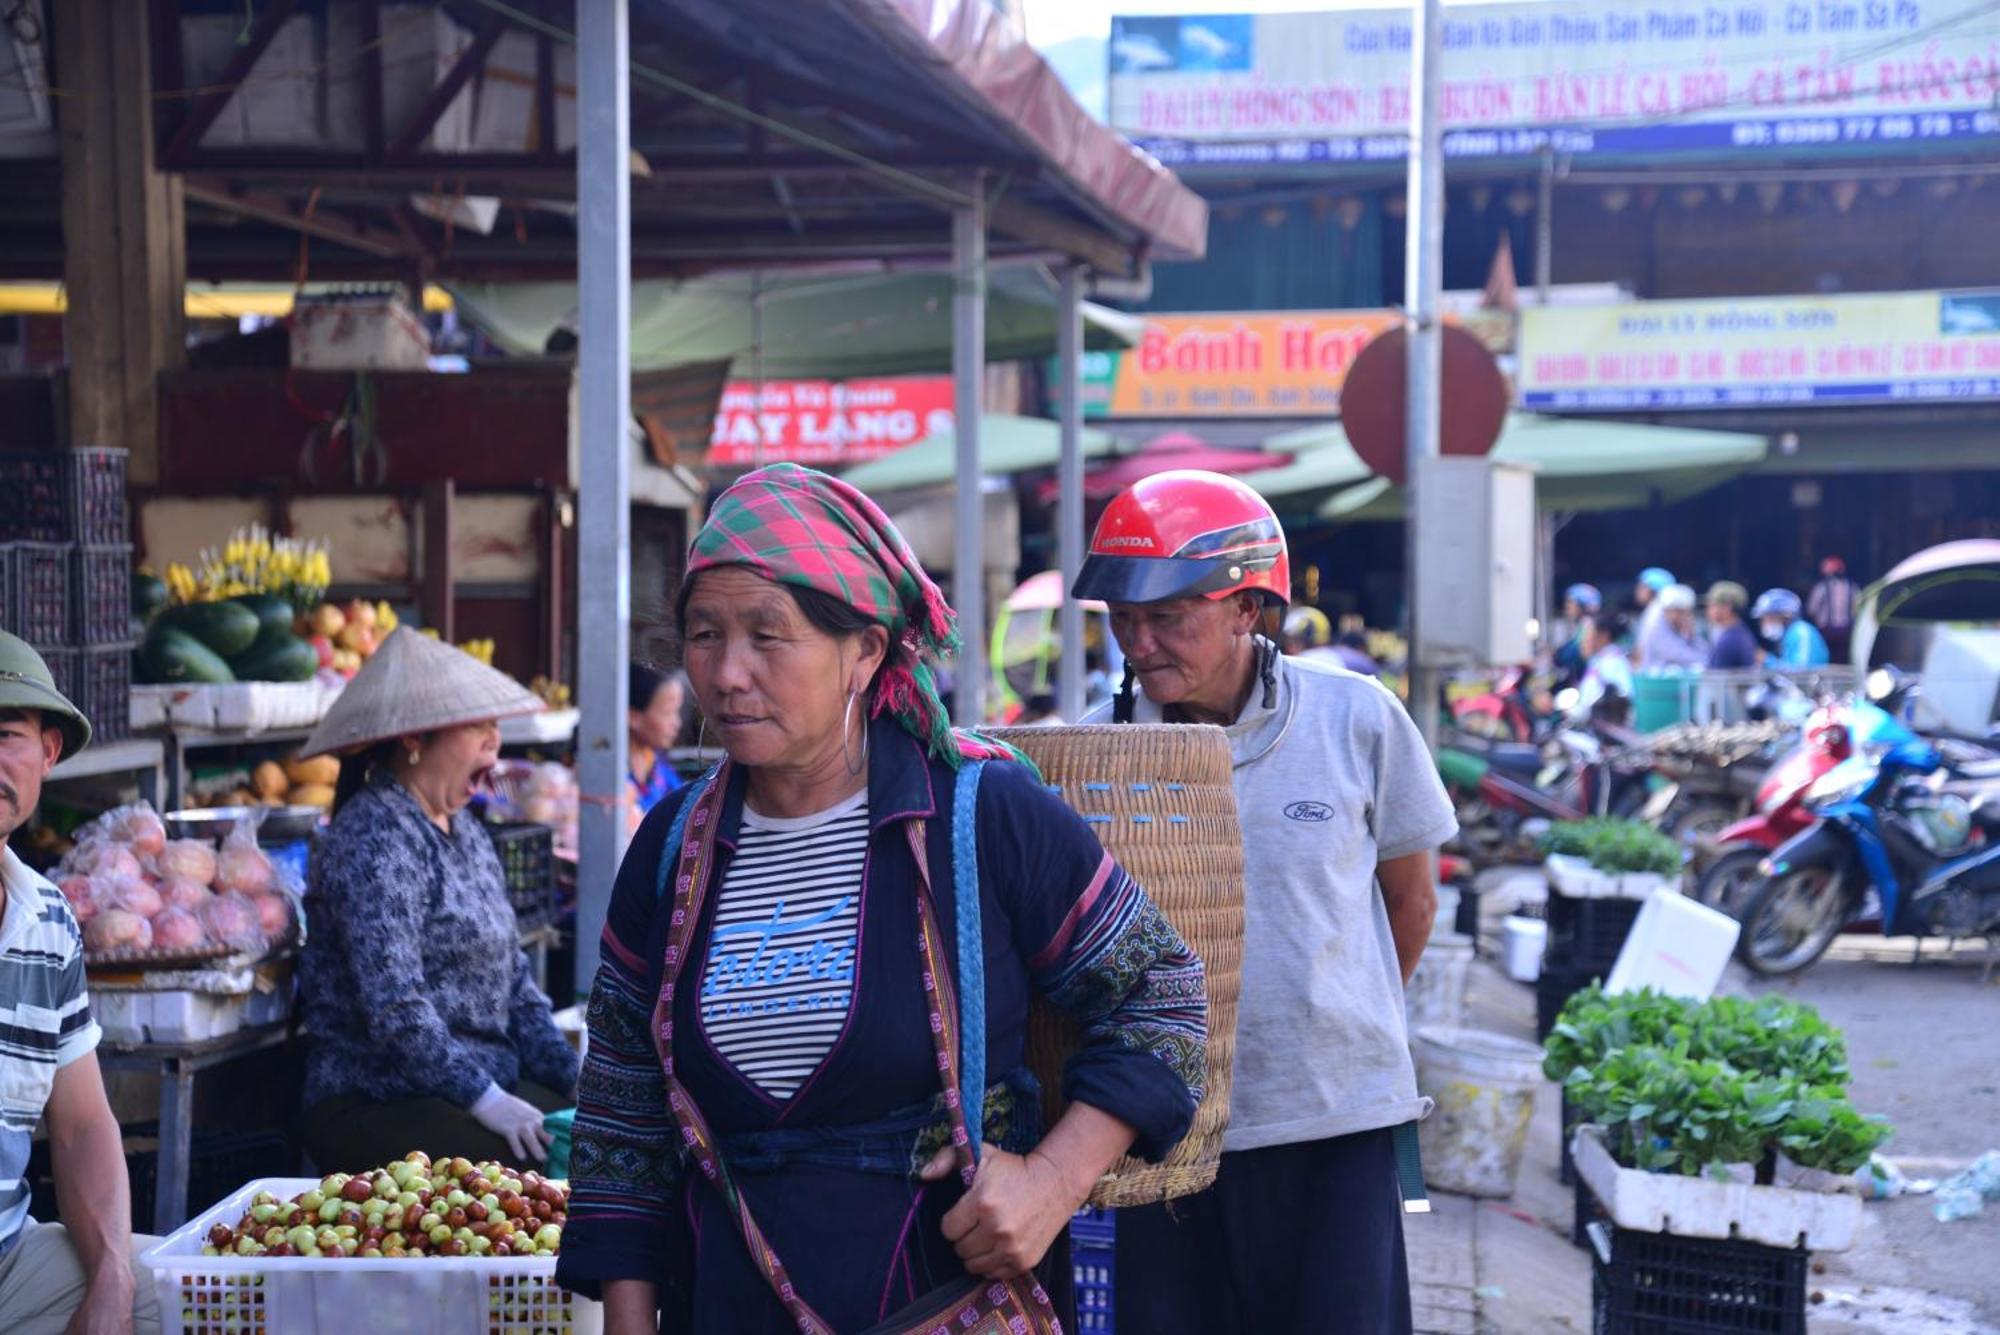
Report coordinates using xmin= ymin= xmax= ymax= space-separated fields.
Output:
xmin=986 ymin=724 xmax=1244 ymax=1208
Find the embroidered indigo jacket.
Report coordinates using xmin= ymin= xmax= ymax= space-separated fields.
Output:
xmin=557 ymin=720 xmax=1207 ymax=1331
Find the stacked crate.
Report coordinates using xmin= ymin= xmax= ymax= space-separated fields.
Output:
xmin=0 ymin=449 xmax=132 ymax=745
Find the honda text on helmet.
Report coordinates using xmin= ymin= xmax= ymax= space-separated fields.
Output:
xmin=1073 ymin=470 xmax=1290 ymax=723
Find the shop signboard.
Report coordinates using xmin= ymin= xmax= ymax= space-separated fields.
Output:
xmin=1067 ymin=310 xmax=1402 ymax=417
xmin=1518 ymin=290 xmax=2000 ymax=409
xmin=1109 ymin=1 xmax=2000 ymax=165
xmin=708 ymin=377 xmax=955 ymax=466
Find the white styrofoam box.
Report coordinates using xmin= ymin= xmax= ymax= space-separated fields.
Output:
xmin=1502 ymin=915 xmax=1546 ymax=982
xmin=209 ymin=681 xmax=335 ymax=734
xmin=130 ymin=685 xmax=173 ymax=732
xmin=180 ymin=15 xmax=324 ymax=148
xmin=1604 ymin=888 xmax=1741 ymax=1001
xmin=1574 ymin=1126 xmax=1860 ymax=1251
xmin=499 ymin=707 xmax=578 ymax=747
xmin=93 ymin=985 xmax=289 ymax=1046
xmin=291 ymin=295 xmax=431 ymax=371
xmin=1544 ymin=854 xmax=1660 ymax=901
xmin=141 ymin=1178 xmax=601 ymax=1335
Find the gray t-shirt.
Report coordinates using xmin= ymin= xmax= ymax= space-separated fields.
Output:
xmin=1086 ymin=652 xmax=1458 ymax=1151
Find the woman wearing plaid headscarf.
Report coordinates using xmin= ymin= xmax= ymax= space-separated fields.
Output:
xmin=559 ymin=465 xmax=1207 ymax=1334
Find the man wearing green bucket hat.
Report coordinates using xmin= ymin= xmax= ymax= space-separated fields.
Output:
xmin=0 ymin=631 xmax=160 ymax=1334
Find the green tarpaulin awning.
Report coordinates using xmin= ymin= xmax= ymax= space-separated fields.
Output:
xmin=1278 ymin=416 xmax=1768 ymax=519
xmin=450 ymin=269 xmax=1143 ymax=378
xmin=842 ymin=415 xmax=1116 ymax=492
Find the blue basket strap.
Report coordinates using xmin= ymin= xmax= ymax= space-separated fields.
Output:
xmin=951 ymin=759 xmax=987 ymax=1161
xmin=1394 ymin=1120 xmax=1431 ymax=1214
xmin=654 ymin=769 xmax=716 ymax=901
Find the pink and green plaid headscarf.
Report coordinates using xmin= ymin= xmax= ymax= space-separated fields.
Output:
xmin=687 ymin=463 xmax=1006 ymax=768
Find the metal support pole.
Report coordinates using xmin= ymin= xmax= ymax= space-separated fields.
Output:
xmin=1536 ymin=148 xmax=1555 ymax=305
xmin=573 ymin=0 xmax=630 ymax=1000
xmin=1405 ymin=0 xmax=1445 ymax=751
xmin=952 ymin=184 xmax=988 ymax=725
xmin=1056 ymin=265 xmax=1088 ymax=723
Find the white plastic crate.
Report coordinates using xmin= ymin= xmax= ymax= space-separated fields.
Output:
xmin=1573 ymin=1126 xmax=1860 ymax=1252
xmin=139 ymin=1178 xmax=602 ymax=1335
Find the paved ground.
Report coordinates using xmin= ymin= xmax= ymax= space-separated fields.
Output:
xmin=1405 ymin=870 xmax=2000 ymax=1334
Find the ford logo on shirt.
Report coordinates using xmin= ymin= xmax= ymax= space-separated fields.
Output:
xmin=1285 ymin=800 xmax=1334 ymax=823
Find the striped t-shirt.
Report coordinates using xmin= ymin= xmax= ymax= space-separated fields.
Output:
xmin=0 ymin=849 xmax=100 ymax=1258
xmin=698 ymin=791 xmax=867 ymax=1100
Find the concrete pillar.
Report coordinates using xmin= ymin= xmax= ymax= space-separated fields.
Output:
xmin=54 ymin=0 xmax=184 ymax=482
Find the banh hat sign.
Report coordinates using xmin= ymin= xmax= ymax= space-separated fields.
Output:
xmin=300 ymin=626 xmax=543 ymax=758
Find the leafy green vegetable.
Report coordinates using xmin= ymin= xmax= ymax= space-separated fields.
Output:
xmin=1545 ymin=986 xmax=1885 ymax=1178
xmin=1540 ymin=817 xmax=1682 ymax=876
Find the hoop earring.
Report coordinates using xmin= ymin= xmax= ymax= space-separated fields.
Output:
xmin=842 ymin=691 xmax=869 ymax=776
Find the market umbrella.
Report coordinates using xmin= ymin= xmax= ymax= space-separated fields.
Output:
xmin=841 ymin=414 xmax=1116 ymax=492
xmin=1866 ymin=539 xmax=2000 ymax=624
xmin=1314 ymin=415 xmax=1767 ymax=519
xmin=449 ymin=269 xmax=1144 ymax=377
xmin=1243 ymin=421 xmax=1375 ymax=502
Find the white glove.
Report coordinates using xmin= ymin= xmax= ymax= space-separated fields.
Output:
xmin=470 ymin=1083 xmax=552 ymax=1163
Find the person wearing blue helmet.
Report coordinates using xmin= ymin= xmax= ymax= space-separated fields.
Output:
xmin=1753 ymin=588 xmax=1831 ymax=667
xmin=1630 ymin=567 xmax=1676 ymax=666
xmin=1552 ymin=583 xmax=1601 ymax=685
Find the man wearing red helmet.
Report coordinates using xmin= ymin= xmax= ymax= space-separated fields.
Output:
xmin=1074 ymin=471 xmax=1456 ymax=1334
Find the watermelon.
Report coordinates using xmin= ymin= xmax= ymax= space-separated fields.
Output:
xmin=138 ymin=626 xmax=236 ymax=685
xmin=156 ymin=600 xmax=261 ymax=658
xmin=229 ymin=634 xmax=319 ymax=683
xmin=229 ymin=593 xmax=297 ymax=647
xmin=131 ymin=573 xmax=169 ymax=620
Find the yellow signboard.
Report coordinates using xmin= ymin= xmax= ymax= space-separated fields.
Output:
xmin=1098 ymin=310 xmax=1401 ymax=417
xmin=1520 ymin=290 xmax=2000 ymax=410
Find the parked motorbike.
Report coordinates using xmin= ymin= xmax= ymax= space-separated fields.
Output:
xmin=1695 ymin=676 xmax=1923 ymax=914
xmin=1449 ymin=665 xmax=1546 ymax=743
xmin=1734 ymin=738 xmax=2000 ymax=976
xmin=1438 ymin=697 xmax=1653 ymax=868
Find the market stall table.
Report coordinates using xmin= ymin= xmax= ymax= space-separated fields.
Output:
xmin=97 ymin=1018 xmax=300 ymax=1235
xmin=47 ymin=737 xmax=166 ymax=806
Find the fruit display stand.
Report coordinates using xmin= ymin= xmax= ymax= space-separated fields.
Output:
xmin=98 ymin=1020 xmax=300 ymax=1235
xmin=47 ymin=737 xmax=168 ymax=807
xmin=140 ymin=1177 xmax=600 ymax=1335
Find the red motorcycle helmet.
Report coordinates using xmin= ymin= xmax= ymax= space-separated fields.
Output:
xmin=1072 ymin=470 xmax=1291 ymax=608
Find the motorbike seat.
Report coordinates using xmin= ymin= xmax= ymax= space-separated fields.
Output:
xmin=1482 ymin=742 xmax=1545 ymax=780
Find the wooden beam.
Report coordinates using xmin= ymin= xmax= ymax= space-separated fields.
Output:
xmin=987 ymin=194 xmax=1138 ymax=277
xmin=361 ymin=0 xmax=385 ymax=160
xmin=535 ymin=30 xmax=558 ymax=161
xmin=162 ymin=0 xmax=301 ymax=164
xmin=387 ymin=14 xmax=508 ymax=157
xmin=421 ymin=481 xmax=456 ymax=643
xmin=183 ymin=180 xmax=409 ymax=259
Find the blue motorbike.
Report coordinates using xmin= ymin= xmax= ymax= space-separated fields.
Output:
xmin=1736 ymin=738 xmax=2000 ymax=976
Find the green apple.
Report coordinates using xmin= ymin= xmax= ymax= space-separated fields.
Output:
xmin=317 ymin=1200 xmax=342 ymax=1223
xmin=299 ymin=1190 xmax=325 ymax=1214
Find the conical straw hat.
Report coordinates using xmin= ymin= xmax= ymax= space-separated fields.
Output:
xmin=300 ymin=627 xmax=545 ymax=758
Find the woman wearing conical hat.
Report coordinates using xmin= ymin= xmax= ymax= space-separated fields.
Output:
xmin=295 ymin=628 xmax=577 ymax=1173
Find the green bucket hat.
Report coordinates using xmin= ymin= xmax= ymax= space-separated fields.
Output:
xmin=0 ymin=631 xmax=92 ymax=759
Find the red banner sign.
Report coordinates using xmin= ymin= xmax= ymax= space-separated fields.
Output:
xmin=708 ymin=378 xmax=955 ymax=466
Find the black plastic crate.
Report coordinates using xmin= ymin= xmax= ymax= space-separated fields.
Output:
xmin=1590 ymin=1222 xmax=1808 ymax=1334
xmin=78 ymin=642 xmax=135 ymax=744
xmin=1453 ymin=884 xmax=1482 ymax=941
xmin=26 ymin=1125 xmax=292 ymax=1232
xmin=1560 ymin=1087 xmax=1580 ymax=1186
xmin=1536 ymin=961 xmax=1603 ymax=1043
xmin=0 ymin=448 xmax=126 ymax=544
xmin=488 ymin=820 xmax=557 ymax=930
xmin=73 ymin=544 xmax=134 ymax=645
xmin=1547 ymin=890 xmax=1645 ymax=973
xmin=0 ymin=541 xmax=71 ymax=646
xmin=36 ymin=645 xmax=77 ymax=707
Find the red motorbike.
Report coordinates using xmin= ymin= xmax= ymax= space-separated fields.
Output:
xmin=1449 ymin=665 xmax=1542 ymax=743
xmin=1692 ymin=706 xmax=1859 ymax=915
